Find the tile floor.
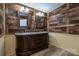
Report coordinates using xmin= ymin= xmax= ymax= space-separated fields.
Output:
xmin=31 ymin=45 xmax=78 ymax=56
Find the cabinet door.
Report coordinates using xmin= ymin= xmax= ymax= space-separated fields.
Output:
xmin=23 ymin=36 xmax=30 ymax=51
xmin=41 ymin=34 xmax=49 ymax=45
xmin=16 ymin=36 xmax=30 ymax=52
xmin=34 ymin=35 xmax=43 ymax=48
xmin=28 ymin=35 xmax=38 ymax=50
xmin=33 ymin=34 xmax=48 ymax=48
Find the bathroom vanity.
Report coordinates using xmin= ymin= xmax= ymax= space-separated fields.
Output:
xmin=15 ymin=32 xmax=49 ymax=56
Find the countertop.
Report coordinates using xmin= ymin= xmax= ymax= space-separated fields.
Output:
xmin=15 ymin=31 xmax=48 ymax=35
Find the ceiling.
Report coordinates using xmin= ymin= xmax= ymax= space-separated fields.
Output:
xmin=22 ymin=3 xmax=64 ymax=13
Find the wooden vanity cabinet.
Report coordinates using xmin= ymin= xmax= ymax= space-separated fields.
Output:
xmin=16 ymin=33 xmax=48 ymax=56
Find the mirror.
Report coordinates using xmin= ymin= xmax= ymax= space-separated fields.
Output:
xmin=20 ymin=19 xmax=28 ymax=28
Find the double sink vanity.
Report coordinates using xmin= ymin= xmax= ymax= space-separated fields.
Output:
xmin=3 ymin=3 xmax=48 ymax=56
xmin=15 ymin=31 xmax=49 ymax=56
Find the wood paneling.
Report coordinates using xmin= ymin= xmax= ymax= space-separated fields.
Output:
xmin=49 ymin=3 xmax=79 ymax=35
xmin=4 ymin=35 xmax=16 ymax=56
xmin=5 ymin=3 xmax=47 ymax=34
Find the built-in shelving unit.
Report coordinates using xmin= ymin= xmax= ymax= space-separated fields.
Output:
xmin=49 ymin=3 xmax=79 ymax=35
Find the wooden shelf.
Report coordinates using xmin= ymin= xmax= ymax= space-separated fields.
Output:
xmin=49 ymin=3 xmax=79 ymax=35
xmin=52 ymin=24 xmax=75 ymax=28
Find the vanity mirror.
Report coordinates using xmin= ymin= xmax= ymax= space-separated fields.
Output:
xmin=20 ymin=19 xmax=28 ymax=28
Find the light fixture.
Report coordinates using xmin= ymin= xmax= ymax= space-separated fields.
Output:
xmin=20 ymin=7 xmax=30 ymax=13
xmin=20 ymin=6 xmax=25 ymax=12
xmin=36 ymin=12 xmax=44 ymax=17
xmin=24 ymin=8 xmax=30 ymax=13
xmin=41 ymin=13 xmax=44 ymax=16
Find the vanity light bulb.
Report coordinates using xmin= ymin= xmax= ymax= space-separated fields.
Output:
xmin=25 ymin=8 xmax=30 ymax=12
xmin=36 ymin=13 xmax=38 ymax=16
xmin=20 ymin=7 xmax=24 ymax=11
xmin=36 ymin=12 xmax=41 ymax=16
xmin=41 ymin=13 xmax=44 ymax=16
xmin=36 ymin=12 xmax=44 ymax=16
